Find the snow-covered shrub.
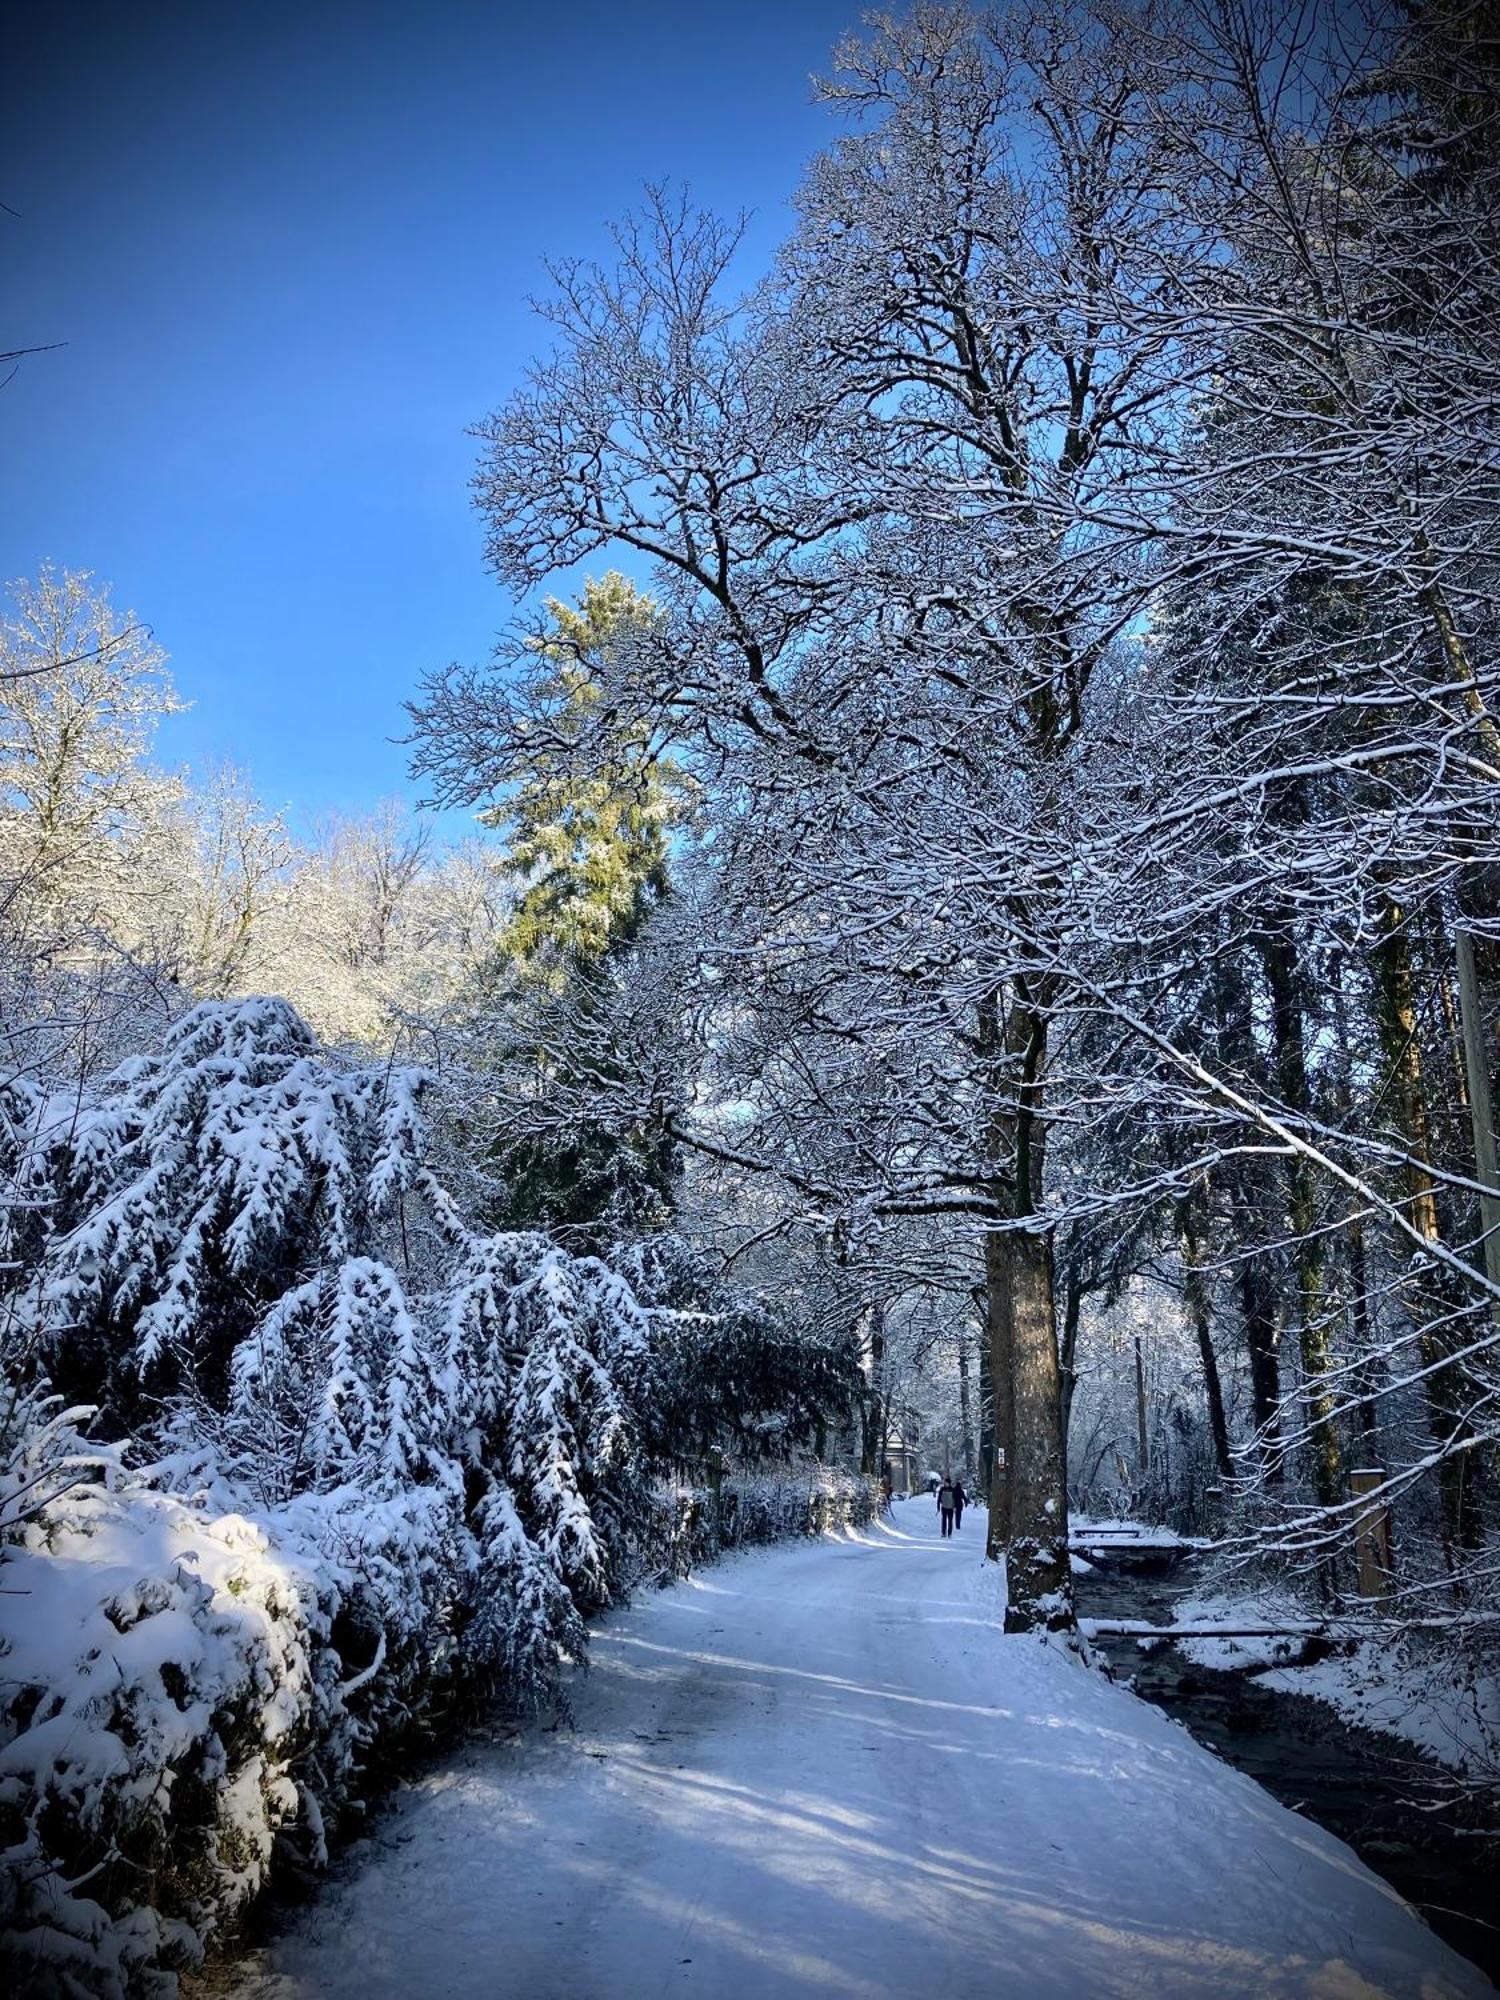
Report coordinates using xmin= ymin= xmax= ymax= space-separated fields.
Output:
xmin=0 ymin=997 xmax=860 ymax=1993
xmin=625 ymin=1466 xmax=882 ymax=1588
xmin=15 ymin=997 xmax=449 ymax=1419
xmin=614 ymin=1235 xmax=860 ymax=1463
xmin=727 ymin=1466 xmax=880 ymax=1544
xmin=0 ymin=1468 xmax=467 ymax=1998
xmin=0 ymin=1368 xmax=113 ymax=1544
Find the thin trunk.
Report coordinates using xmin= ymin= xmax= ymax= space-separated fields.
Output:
xmin=1454 ymin=924 xmax=1500 ymax=1305
xmin=974 ymin=1293 xmax=996 ymax=1504
xmin=1133 ymin=1330 xmax=1149 ymax=1479
xmin=1059 ymin=1253 xmax=1082 ymax=1454
xmin=1346 ymin=1214 xmax=1381 ymax=1460
xmin=1261 ymin=934 xmax=1341 ymax=1505
xmin=957 ymin=1330 xmax=974 ymax=1479
xmin=1330 ymin=968 xmax=1383 ymax=1457
xmin=1373 ymin=902 xmax=1477 ymax=1551
xmin=859 ymin=1303 xmax=885 ymax=1477
xmin=1416 ymin=551 xmax=1500 ymax=769
xmin=1215 ymin=945 xmax=1283 ymax=1483
xmin=1179 ymin=1199 xmax=1232 ymax=1480
xmin=982 ymin=1228 xmax=1014 ymax=1562
xmin=1239 ymin=1258 xmax=1282 ymax=1480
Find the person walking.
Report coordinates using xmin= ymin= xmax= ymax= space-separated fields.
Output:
xmin=937 ymin=1475 xmax=955 ymax=1538
xmin=952 ymin=1479 xmax=967 ymax=1530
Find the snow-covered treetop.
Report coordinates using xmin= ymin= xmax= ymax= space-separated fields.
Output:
xmin=19 ymin=996 xmax=447 ymax=1394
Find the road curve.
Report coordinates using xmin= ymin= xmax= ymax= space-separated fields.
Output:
xmin=227 ymin=1499 xmax=1490 ymax=2000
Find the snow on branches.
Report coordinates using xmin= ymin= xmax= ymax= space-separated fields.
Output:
xmin=0 ymin=995 xmax=854 ymax=1994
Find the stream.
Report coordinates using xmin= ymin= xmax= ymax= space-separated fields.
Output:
xmin=1075 ymin=1550 xmax=1499 ymax=1989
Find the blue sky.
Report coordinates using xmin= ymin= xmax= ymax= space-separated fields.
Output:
xmin=3 ymin=0 xmax=857 ymax=830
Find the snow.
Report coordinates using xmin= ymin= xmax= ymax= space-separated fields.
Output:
xmin=1165 ymin=1589 xmax=1500 ymax=1779
xmin=1071 ymin=1518 xmax=1211 ymax=1551
xmin=225 ymin=1500 xmax=1488 ymax=2000
xmin=1257 ymin=1647 xmax=1500 ymax=1780
xmin=1162 ymin=1587 xmax=1320 ymax=1674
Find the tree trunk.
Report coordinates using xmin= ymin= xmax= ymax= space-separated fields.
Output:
xmin=1346 ymin=1211 xmax=1382 ymax=1461
xmin=1330 ymin=967 xmax=1383 ymax=1458
xmin=1239 ymin=1259 xmax=1282 ymax=1480
xmin=974 ymin=1292 xmax=996 ymax=1504
xmin=980 ymin=991 xmax=1072 ymax=1629
xmin=858 ymin=1304 xmax=885 ymax=1477
xmin=1261 ymin=934 xmax=1341 ymax=1505
xmin=957 ymin=1328 xmax=974 ymax=1478
xmin=997 ymin=1225 xmax=1071 ymax=1633
xmin=1059 ymin=1252 xmax=1082 ymax=1452
xmin=1373 ymin=902 xmax=1478 ymax=1552
xmin=982 ymin=1228 xmax=1014 ymax=1563
xmin=1454 ymin=923 xmax=1500 ymax=1305
xmin=1133 ymin=1330 xmax=1149 ymax=1480
xmin=1179 ymin=1199 xmax=1232 ymax=1480
xmin=1213 ymin=943 xmax=1284 ymax=1485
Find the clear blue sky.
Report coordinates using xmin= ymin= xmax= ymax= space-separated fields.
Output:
xmin=3 ymin=0 xmax=857 ymax=828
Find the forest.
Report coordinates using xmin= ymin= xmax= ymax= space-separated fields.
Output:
xmin=3 ymin=1 xmax=1499 ymax=1994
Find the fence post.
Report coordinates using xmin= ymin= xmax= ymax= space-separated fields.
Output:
xmin=707 ymin=1445 xmax=725 ymax=1545
xmin=1349 ymin=1467 xmax=1393 ymax=1602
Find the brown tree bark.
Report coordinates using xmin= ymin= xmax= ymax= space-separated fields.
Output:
xmin=1373 ymin=902 xmax=1479 ymax=1553
xmin=999 ymin=1224 xmax=1071 ymax=1633
xmin=1179 ymin=1198 xmax=1233 ymax=1480
xmin=979 ymin=992 xmax=1072 ymax=1631
xmin=1261 ymin=934 xmax=1341 ymax=1505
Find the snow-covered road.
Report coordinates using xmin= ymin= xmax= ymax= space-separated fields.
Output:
xmin=230 ymin=1501 xmax=1491 ymax=1999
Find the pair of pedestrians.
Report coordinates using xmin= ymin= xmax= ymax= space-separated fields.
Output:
xmin=936 ymin=1476 xmax=967 ymax=1537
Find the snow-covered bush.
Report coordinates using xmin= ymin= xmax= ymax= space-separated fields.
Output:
xmin=0 ymin=1369 xmax=113 ymax=1544
xmin=0 ymin=997 xmax=859 ymax=1993
xmin=0 ymin=1461 xmax=470 ymax=1999
xmin=729 ymin=1466 xmax=880 ymax=1544
xmin=15 ymin=997 xmax=448 ymax=1417
xmin=626 ymin=1466 xmax=881 ymax=1588
xmin=615 ymin=1236 xmax=860 ymax=1464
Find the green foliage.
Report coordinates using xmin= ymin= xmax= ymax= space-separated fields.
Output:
xmin=491 ymin=574 xmax=686 ymax=983
xmin=617 ymin=1237 xmax=864 ymax=1463
xmin=479 ymin=577 xmax=690 ymax=1243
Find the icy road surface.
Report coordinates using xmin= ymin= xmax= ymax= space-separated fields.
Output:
xmin=231 ymin=1500 xmax=1491 ymax=2000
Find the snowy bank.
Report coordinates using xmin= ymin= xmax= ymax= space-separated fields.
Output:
xmin=1162 ymin=1589 xmax=1500 ymax=1787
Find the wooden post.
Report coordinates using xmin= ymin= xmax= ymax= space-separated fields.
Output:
xmin=1454 ymin=926 xmax=1500 ymax=1313
xmin=1349 ymin=1467 xmax=1393 ymax=1602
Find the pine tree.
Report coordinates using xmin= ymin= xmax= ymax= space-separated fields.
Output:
xmin=465 ymin=576 xmax=690 ymax=1243
xmin=493 ymin=574 xmax=682 ymax=982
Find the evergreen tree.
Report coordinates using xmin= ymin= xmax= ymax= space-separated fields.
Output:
xmin=433 ymin=576 xmax=691 ymax=1245
xmin=492 ymin=574 xmax=682 ymax=983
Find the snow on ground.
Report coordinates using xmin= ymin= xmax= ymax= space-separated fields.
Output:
xmin=225 ymin=1498 xmax=1490 ymax=2000
xmin=1256 ymin=1644 xmax=1499 ymax=1779
xmin=1165 ymin=1589 xmax=1500 ymax=1779
xmin=1070 ymin=1517 xmax=1212 ymax=1550
xmin=1165 ymin=1587 xmax=1321 ymax=1674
